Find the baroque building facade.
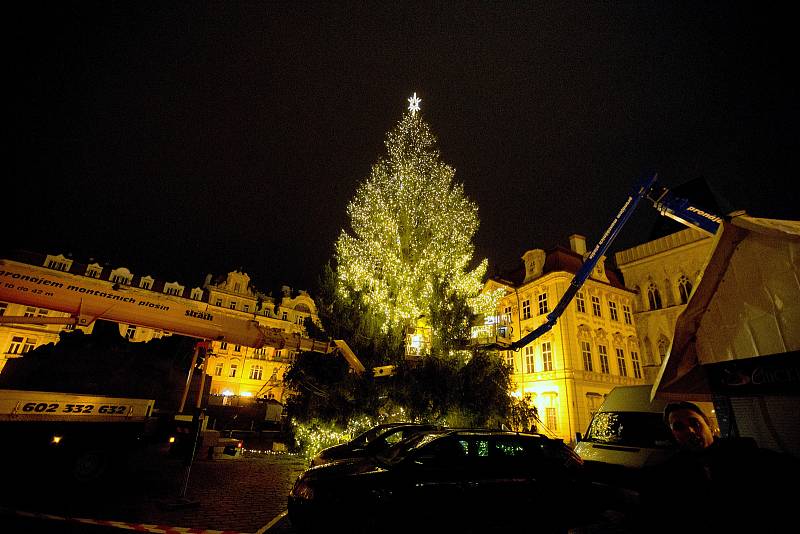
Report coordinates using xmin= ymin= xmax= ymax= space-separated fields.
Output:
xmin=485 ymin=235 xmax=645 ymax=445
xmin=613 ymin=227 xmax=714 ymax=382
xmin=0 ymin=251 xmax=319 ymax=405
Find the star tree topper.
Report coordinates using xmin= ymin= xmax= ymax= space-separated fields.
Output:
xmin=407 ymin=92 xmax=421 ymax=114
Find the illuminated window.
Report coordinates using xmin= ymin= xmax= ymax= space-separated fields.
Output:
xmin=47 ymin=259 xmax=69 ymax=271
xmin=503 ymin=305 xmax=512 ymax=323
xmin=214 ymin=362 xmax=223 ymax=376
xmin=522 ymin=299 xmax=531 ymax=320
xmin=125 ymin=325 xmax=137 ymax=340
xmin=647 ymin=283 xmax=662 ymax=310
xmin=609 ymin=301 xmax=618 ymax=321
xmin=546 ymin=407 xmax=558 ymax=432
xmin=505 ymin=352 xmax=515 ymax=373
xmin=576 ymin=292 xmax=586 ymax=314
xmin=524 ymin=346 xmax=535 ymax=374
xmin=678 ymin=275 xmax=693 ymax=304
xmin=229 ymin=363 xmax=238 ymax=378
xmin=538 ymin=293 xmax=549 ymax=315
xmin=541 ymin=342 xmax=553 ymax=372
xmin=581 ymin=341 xmax=593 ymax=371
xmin=249 ymin=365 xmax=263 ymax=380
xmin=598 ymin=345 xmax=610 ymax=374
xmin=591 ymin=296 xmax=602 ymax=317
xmin=586 ymin=392 xmax=603 ymax=417
xmin=166 ymin=287 xmax=181 ymax=296
xmin=616 ymin=348 xmax=627 ymax=377
xmin=623 ymin=305 xmax=632 ymax=325
xmin=7 ymin=336 xmax=24 ymax=354
xmin=631 ymin=351 xmax=642 ymax=379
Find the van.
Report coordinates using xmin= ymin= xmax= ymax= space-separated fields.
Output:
xmin=574 ymin=385 xmax=715 ymax=489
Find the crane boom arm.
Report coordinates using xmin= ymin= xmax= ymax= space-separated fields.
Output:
xmin=0 ymin=258 xmax=364 ymax=373
xmin=502 ymin=173 xmax=722 ymax=352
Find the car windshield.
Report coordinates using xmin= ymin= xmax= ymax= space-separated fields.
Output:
xmin=375 ymin=431 xmax=444 ymax=465
xmin=583 ymin=411 xmax=674 ymax=448
xmin=348 ymin=424 xmax=399 ymax=447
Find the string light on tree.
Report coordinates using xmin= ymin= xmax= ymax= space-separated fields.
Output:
xmin=335 ymin=93 xmax=499 ymax=344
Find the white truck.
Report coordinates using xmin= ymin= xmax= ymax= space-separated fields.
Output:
xmin=0 ymin=255 xmax=367 ymax=481
xmin=0 ymin=388 xmax=157 ymax=481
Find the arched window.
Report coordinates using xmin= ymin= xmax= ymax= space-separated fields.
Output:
xmin=647 ymin=283 xmax=662 ymax=310
xmin=678 ymin=275 xmax=693 ymax=304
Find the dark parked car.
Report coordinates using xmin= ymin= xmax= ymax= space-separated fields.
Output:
xmin=289 ymin=429 xmax=597 ymax=533
xmin=309 ymin=422 xmax=440 ymax=467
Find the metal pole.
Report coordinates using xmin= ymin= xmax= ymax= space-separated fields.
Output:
xmin=179 ymin=343 xmax=201 ymax=413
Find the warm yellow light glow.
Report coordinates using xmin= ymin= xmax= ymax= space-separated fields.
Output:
xmin=222 ymin=389 xmax=234 ymax=396
xmin=169 ymin=436 xmax=176 ymax=444
xmin=51 ymin=435 xmax=62 ymax=444
xmin=241 ymin=391 xmax=253 ymax=397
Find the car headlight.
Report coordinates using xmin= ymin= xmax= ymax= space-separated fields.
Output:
xmin=291 ymin=478 xmax=315 ymax=500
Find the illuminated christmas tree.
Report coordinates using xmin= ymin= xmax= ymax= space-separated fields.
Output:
xmin=335 ymin=94 xmax=491 ymax=346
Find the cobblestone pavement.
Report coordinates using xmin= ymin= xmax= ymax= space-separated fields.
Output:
xmin=1 ymin=449 xmax=308 ymax=534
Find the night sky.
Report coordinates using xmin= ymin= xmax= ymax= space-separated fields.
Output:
xmin=8 ymin=2 xmax=797 ymax=295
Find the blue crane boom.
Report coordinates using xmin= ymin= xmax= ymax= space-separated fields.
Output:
xmin=492 ymin=173 xmax=722 ymax=352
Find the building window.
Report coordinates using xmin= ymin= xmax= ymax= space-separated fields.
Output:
xmin=503 ymin=305 xmax=512 ymax=323
xmin=243 ymin=304 xmax=249 ymax=313
xmin=538 ymin=293 xmax=549 ymax=315
xmin=125 ymin=325 xmax=137 ymax=340
xmin=678 ymin=275 xmax=693 ymax=304
xmin=215 ymin=299 xmax=223 ymax=307
xmin=505 ymin=352 xmax=515 ymax=373
xmin=249 ymin=365 xmax=263 ymax=380
xmin=86 ymin=268 xmax=100 ymax=278
xmin=631 ymin=351 xmax=642 ymax=379
xmin=647 ymin=283 xmax=663 ymax=310
xmin=141 ymin=280 xmax=152 ymax=290
xmin=7 ymin=336 xmax=24 ymax=354
xmin=166 ymin=287 xmax=181 ymax=296
xmin=282 ymin=311 xmax=288 ymax=321
xmin=545 ymin=407 xmax=558 ymax=432
xmin=541 ymin=342 xmax=553 ymax=371
xmin=219 ymin=341 xmax=228 ymax=351
xmin=586 ymin=393 xmax=603 ymax=418
xmin=623 ymin=305 xmax=632 ymax=325
xmin=234 ymin=282 xmax=241 ymax=292
xmin=522 ymin=299 xmax=531 ymax=320
xmin=47 ymin=259 xmax=69 ymax=271
xmin=576 ymin=292 xmax=586 ymax=314
xmin=524 ymin=346 xmax=535 ymax=374
xmin=598 ymin=345 xmax=610 ymax=374
xmin=230 ymin=301 xmax=237 ymax=310
xmin=591 ymin=296 xmax=602 ymax=317
xmin=581 ymin=341 xmax=593 ymax=372
xmin=609 ymin=301 xmax=618 ymax=321
xmin=111 ymin=275 xmax=130 ymax=285
xmin=214 ymin=362 xmax=223 ymax=376
xmin=274 ymin=350 xmax=283 ymax=361
xmin=22 ymin=338 xmax=36 ymax=353
xmin=229 ymin=363 xmax=238 ymax=378
xmin=616 ymin=348 xmax=627 ymax=377
xmin=234 ymin=345 xmax=241 ymax=352
xmin=0 ymin=302 xmax=7 ymax=316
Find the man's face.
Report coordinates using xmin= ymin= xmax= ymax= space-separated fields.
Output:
xmin=668 ymin=408 xmax=715 ymax=451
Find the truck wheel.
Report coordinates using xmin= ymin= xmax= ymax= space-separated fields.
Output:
xmin=72 ymin=449 xmax=109 ymax=482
